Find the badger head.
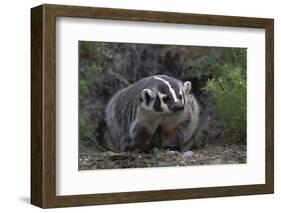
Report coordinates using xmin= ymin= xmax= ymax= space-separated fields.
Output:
xmin=139 ymin=75 xmax=192 ymax=114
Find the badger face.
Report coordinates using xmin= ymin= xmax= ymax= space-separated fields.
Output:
xmin=140 ymin=76 xmax=192 ymax=114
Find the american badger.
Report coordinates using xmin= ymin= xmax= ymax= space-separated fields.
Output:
xmin=104 ymin=75 xmax=200 ymax=153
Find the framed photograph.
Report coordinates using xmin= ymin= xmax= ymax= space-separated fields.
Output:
xmin=31 ymin=4 xmax=274 ymax=208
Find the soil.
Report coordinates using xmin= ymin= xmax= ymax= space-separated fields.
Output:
xmin=79 ymin=142 xmax=246 ymax=170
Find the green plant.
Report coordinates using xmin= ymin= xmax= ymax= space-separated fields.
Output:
xmin=79 ymin=121 xmax=93 ymax=145
xmin=204 ymin=64 xmax=246 ymax=143
xmin=79 ymin=42 xmax=107 ymax=145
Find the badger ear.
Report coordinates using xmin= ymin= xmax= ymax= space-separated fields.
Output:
xmin=183 ymin=81 xmax=192 ymax=94
xmin=140 ymin=89 xmax=155 ymax=104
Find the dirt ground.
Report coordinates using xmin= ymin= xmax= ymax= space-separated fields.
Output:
xmin=79 ymin=142 xmax=246 ymax=170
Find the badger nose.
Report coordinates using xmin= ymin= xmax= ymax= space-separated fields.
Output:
xmin=172 ymin=103 xmax=184 ymax=112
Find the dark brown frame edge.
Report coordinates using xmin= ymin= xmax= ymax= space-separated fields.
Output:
xmin=31 ymin=4 xmax=274 ymax=208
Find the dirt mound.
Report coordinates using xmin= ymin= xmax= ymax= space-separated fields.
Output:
xmin=79 ymin=142 xmax=246 ymax=170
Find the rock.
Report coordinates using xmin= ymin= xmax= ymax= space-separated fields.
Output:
xmin=158 ymin=162 xmax=170 ymax=167
xmin=227 ymin=160 xmax=237 ymax=164
xmin=209 ymin=159 xmax=223 ymax=164
xmin=189 ymin=159 xmax=196 ymax=163
xmin=166 ymin=150 xmax=178 ymax=155
xmin=179 ymin=161 xmax=186 ymax=166
xmin=152 ymin=147 xmax=161 ymax=154
xmin=183 ymin=151 xmax=194 ymax=158
xmin=107 ymin=151 xmax=118 ymax=156
xmin=210 ymin=155 xmax=218 ymax=160
xmin=81 ymin=161 xmax=89 ymax=166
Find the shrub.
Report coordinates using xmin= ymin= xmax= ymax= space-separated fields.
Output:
xmin=204 ymin=64 xmax=246 ymax=143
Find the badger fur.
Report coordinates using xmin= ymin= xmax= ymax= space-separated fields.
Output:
xmin=104 ymin=75 xmax=200 ymax=153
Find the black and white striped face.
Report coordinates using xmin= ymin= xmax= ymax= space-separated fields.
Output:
xmin=140 ymin=75 xmax=191 ymax=114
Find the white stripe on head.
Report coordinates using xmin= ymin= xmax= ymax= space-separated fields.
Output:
xmin=153 ymin=76 xmax=179 ymax=102
xmin=179 ymin=88 xmax=184 ymax=104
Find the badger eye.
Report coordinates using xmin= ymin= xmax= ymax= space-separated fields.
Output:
xmin=179 ymin=94 xmax=183 ymax=100
xmin=162 ymin=96 xmax=169 ymax=103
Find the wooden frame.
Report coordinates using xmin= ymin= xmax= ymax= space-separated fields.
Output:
xmin=31 ymin=4 xmax=274 ymax=208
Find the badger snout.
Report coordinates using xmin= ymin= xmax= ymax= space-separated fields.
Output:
xmin=171 ymin=103 xmax=184 ymax=112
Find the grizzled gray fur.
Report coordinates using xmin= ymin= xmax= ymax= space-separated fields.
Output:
xmin=104 ymin=75 xmax=200 ymax=153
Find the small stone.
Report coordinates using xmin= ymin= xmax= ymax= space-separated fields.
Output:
xmin=209 ymin=159 xmax=223 ymax=164
xmin=167 ymin=150 xmax=177 ymax=155
xmin=179 ymin=161 xmax=186 ymax=166
xmin=189 ymin=159 xmax=196 ymax=163
xmin=152 ymin=147 xmax=161 ymax=154
xmin=158 ymin=162 xmax=169 ymax=167
xmin=210 ymin=155 xmax=218 ymax=160
xmin=183 ymin=151 xmax=194 ymax=158
xmin=107 ymin=151 xmax=115 ymax=155
xmin=81 ymin=161 xmax=88 ymax=166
